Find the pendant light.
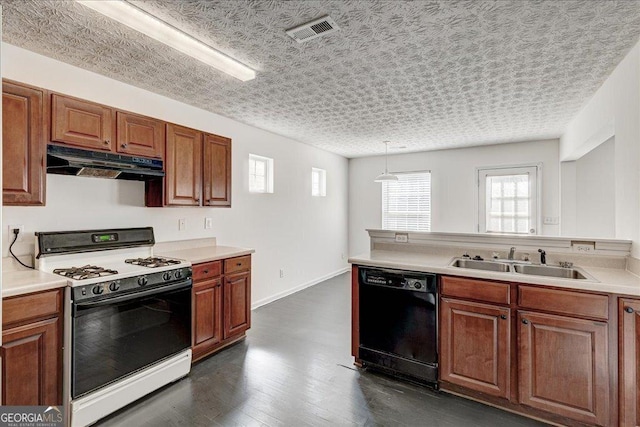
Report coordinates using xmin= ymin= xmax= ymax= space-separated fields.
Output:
xmin=374 ymin=141 xmax=399 ymax=182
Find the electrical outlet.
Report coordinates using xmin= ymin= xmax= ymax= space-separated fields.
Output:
xmin=543 ymin=216 xmax=559 ymax=225
xmin=8 ymin=225 xmax=25 ymax=242
xmin=572 ymin=242 xmax=595 ymax=253
xmin=178 ymin=219 xmax=186 ymax=231
xmin=395 ymin=233 xmax=409 ymax=243
xmin=204 ymin=217 xmax=213 ymax=229
xmin=279 ymin=269 xmax=284 ymax=278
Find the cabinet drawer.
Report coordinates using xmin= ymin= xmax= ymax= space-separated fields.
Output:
xmin=441 ymin=276 xmax=510 ymax=305
xmin=518 ymin=286 xmax=608 ymax=320
xmin=193 ymin=261 xmax=222 ymax=282
xmin=3 ymin=289 xmax=62 ymax=327
xmin=224 ymin=256 xmax=251 ymax=274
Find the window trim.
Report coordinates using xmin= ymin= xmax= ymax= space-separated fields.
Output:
xmin=476 ymin=164 xmax=542 ymax=235
xmin=381 ymin=170 xmax=432 ymax=232
xmin=248 ymin=153 xmax=274 ymax=194
xmin=311 ymin=167 xmax=327 ymax=197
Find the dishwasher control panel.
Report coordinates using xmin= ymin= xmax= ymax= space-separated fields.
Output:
xmin=359 ymin=267 xmax=436 ymax=293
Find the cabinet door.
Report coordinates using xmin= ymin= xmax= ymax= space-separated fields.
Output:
xmin=1 ymin=317 xmax=61 ymax=405
xmin=223 ymin=271 xmax=251 ymax=339
xmin=440 ymin=298 xmax=510 ymax=398
xmin=203 ymin=134 xmax=231 ymax=207
xmin=2 ymin=81 xmax=46 ymax=205
xmin=193 ymin=279 xmax=223 ymax=357
xmin=518 ymin=311 xmax=609 ymax=425
xmin=620 ymin=299 xmax=640 ymax=426
xmin=51 ymin=94 xmax=113 ymax=151
xmin=165 ymin=123 xmax=202 ymax=206
xmin=116 ymin=111 xmax=165 ymax=158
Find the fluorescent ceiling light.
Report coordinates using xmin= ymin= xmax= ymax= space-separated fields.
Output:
xmin=76 ymin=0 xmax=256 ymax=81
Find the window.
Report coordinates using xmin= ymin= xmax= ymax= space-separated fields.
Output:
xmin=478 ymin=165 xmax=539 ymax=234
xmin=311 ymin=167 xmax=326 ymax=197
xmin=249 ymin=154 xmax=274 ymax=193
xmin=382 ymin=171 xmax=431 ymax=231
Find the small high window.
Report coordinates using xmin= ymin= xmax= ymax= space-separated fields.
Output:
xmin=311 ymin=168 xmax=327 ymax=197
xmin=249 ymin=154 xmax=274 ymax=193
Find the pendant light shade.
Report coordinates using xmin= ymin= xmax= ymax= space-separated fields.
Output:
xmin=374 ymin=141 xmax=399 ymax=182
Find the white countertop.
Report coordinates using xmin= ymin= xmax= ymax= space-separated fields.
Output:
xmin=156 ymin=245 xmax=254 ymax=265
xmin=349 ymin=250 xmax=640 ymax=296
xmin=2 ymin=268 xmax=68 ymax=298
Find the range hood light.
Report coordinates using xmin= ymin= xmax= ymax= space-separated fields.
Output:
xmin=75 ymin=0 xmax=256 ymax=81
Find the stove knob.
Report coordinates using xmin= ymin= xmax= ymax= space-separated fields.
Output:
xmin=163 ymin=272 xmax=173 ymax=281
xmin=414 ymin=282 xmax=423 ymax=289
xmin=138 ymin=276 xmax=148 ymax=286
xmin=109 ymin=281 xmax=120 ymax=292
xmin=175 ymin=270 xmax=183 ymax=279
xmin=92 ymin=285 xmax=104 ymax=295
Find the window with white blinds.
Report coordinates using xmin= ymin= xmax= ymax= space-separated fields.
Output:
xmin=382 ymin=171 xmax=431 ymax=232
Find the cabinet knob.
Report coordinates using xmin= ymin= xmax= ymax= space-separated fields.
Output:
xmin=121 ymin=143 xmax=128 ymax=148
xmin=195 ymin=198 xmax=200 ymax=203
xmin=500 ymin=314 xmax=507 ymax=320
xmin=104 ymin=140 xmax=110 ymax=145
xmin=522 ymin=319 xmax=529 ymax=325
xmin=237 ymin=262 xmax=242 ymax=267
xmin=625 ymin=307 xmax=635 ymax=314
xmin=204 ymin=270 xmax=209 ymax=274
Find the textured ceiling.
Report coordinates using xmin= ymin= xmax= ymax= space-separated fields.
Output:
xmin=3 ymin=0 xmax=640 ymax=158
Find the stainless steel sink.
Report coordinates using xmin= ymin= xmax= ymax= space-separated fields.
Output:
xmin=450 ymin=258 xmax=511 ymax=272
xmin=512 ymin=264 xmax=591 ymax=280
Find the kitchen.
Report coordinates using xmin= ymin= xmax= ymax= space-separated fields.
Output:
xmin=1 ymin=1 xmax=640 ymax=426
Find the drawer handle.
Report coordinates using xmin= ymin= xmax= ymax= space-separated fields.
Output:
xmin=625 ymin=307 xmax=635 ymax=314
xmin=522 ymin=319 xmax=529 ymax=325
xmin=236 ymin=262 xmax=242 ymax=266
xmin=204 ymin=270 xmax=209 ymax=274
xmin=500 ymin=315 xmax=507 ymax=320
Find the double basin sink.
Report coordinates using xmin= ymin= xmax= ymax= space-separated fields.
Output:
xmin=450 ymin=258 xmax=594 ymax=280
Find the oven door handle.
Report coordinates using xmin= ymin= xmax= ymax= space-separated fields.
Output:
xmin=73 ymin=280 xmax=192 ymax=311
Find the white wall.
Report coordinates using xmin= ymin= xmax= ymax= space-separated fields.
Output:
xmin=349 ymin=139 xmax=560 ymax=256
xmin=561 ymin=40 xmax=640 ymax=257
xmin=1 ymin=43 xmax=349 ymax=307
xmin=561 ymin=138 xmax=615 ymax=238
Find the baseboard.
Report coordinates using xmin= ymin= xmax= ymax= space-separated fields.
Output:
xmin=251 ymin=267 xmax=350 ymax=310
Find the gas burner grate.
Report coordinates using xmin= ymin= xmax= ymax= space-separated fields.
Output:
xmin=125 ymin=257 xmax=182 ymax=268
xmin=53 ymin=265 xmax=118 ymax=280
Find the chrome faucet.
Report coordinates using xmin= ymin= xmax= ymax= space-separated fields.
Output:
xmin=538 ymin=249 xmax=546 ymax=265
xmin=508 ymin=247 xmax=516 ymax=260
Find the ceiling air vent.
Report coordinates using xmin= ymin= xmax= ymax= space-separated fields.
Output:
xmin=286 ymin=15 xmax=340 ymax=43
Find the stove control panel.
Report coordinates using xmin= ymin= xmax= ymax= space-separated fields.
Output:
xmin=72 ymin=267 xmax=192 ymax=303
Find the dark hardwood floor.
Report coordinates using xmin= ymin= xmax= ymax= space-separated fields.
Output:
xmin=97 ymin=273 xmax=545 ymax=426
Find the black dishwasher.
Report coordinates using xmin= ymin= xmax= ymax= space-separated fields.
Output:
xmin=358 ymin=267 xmax=438 ymax=387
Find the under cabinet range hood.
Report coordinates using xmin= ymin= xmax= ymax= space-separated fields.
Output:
xmin=46 ymin=145 xmax=164 ymax=180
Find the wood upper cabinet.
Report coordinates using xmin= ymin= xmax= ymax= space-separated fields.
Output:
xmin=51 ymin=93 xmax=113 ymax=151
xmin=203 ymin=134 xmax=231 ymax=207
xmin=518 ymin=310 xmax=609 ymax=426
xmin=619 ymin=298 xmax=640 ymax=426
xmin=2 ymin=80 xmax=46 ymax=205
xmin=116 ymin=111 xmax=164 ymax=158
xmin=223 ymin=271 xmax=251 ymax=339
xmin=2 ymin=289 xmax=63 ymax=405
xmin=440 ymin=298 xmax=510 ymax=399
xmin=165 ymin=123 xmax=202 ymax=206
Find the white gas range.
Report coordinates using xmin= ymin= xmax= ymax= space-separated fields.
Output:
xmin=35 ymin=227 xmax=193 ymax=427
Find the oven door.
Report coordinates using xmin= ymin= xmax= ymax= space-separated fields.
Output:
xmin=71 ymin=280 xmax=192 ymax=399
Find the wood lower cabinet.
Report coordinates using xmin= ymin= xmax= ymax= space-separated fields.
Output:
xmin=518 ymin=310 xmax=609 ymax=425
xmin=3 ymin=80 xmax=46 ymax=205
xmin=51 ymin=93 xmax=113 ymax=151
xmin=1 ymin=289 xmax=63 ymax=405
xmin=619 ymin=298 xmax=640 ymax=426
xmin=192 ymin=255 xmax=251 ymax=362
xmin=440 ymin=298 xmax=510 ymax=398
